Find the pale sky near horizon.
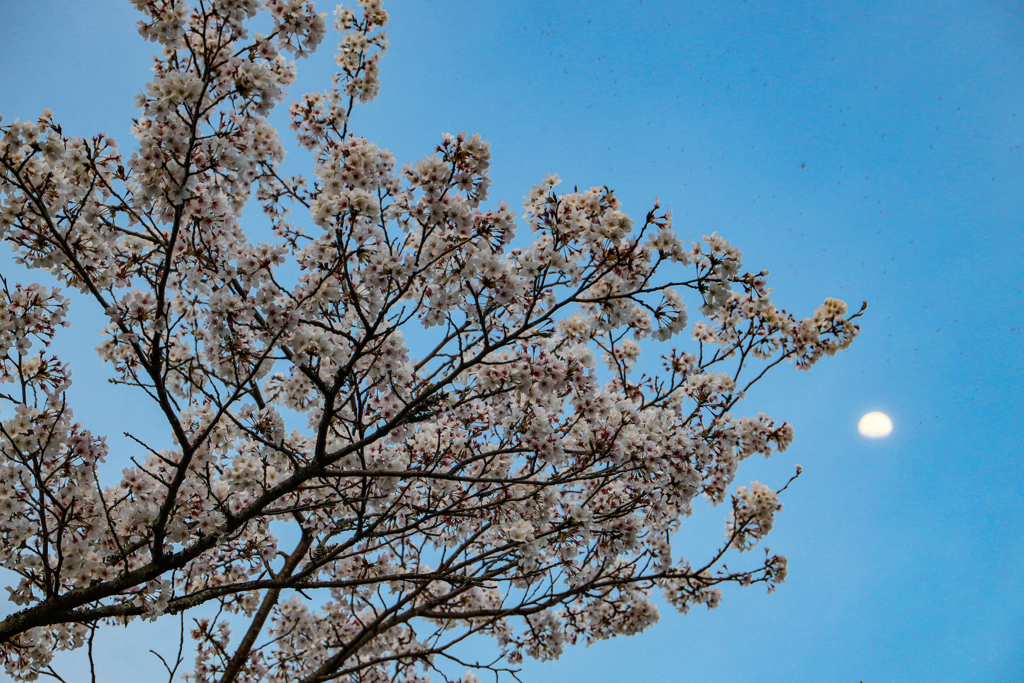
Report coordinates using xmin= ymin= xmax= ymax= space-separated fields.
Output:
xmin=0 ymin=0 xmax=1022 ymax=681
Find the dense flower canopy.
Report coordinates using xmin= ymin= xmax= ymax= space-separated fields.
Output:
xmin=0 ymin=1 xmax=861 ymax=681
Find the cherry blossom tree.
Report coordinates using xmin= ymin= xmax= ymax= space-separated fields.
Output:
xmin=0 ymin=1 xmax=863 ymax=681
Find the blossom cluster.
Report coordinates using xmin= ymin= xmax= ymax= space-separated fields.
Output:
xmin=0 ymin=1 xmax=862 ymax=681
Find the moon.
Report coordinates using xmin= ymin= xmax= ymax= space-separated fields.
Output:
xmin=858 ymin=411 xmax=893 ymax=438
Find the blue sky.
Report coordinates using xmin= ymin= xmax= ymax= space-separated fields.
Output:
xmin=1 ymin=0 xmax=1022 ymax=681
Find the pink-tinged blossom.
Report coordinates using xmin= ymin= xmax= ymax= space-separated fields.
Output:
xmin=0 ymin=1 xmax=863 ymax=681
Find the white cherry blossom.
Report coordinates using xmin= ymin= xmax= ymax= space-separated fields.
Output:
xmin=0 ymin=1 xmax=863 ymax=681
